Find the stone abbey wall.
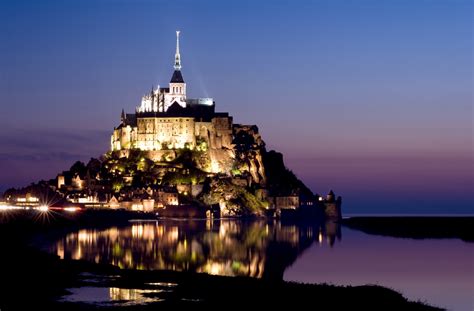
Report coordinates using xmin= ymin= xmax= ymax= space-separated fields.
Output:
xmin=136 ymin=117 xmax=195 ymax=150
xmin=111 ymin=115 xmax=233 ymax=156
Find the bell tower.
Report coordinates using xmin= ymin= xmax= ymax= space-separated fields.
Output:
xmin=167 ymin=30 xmax=186 ymax=110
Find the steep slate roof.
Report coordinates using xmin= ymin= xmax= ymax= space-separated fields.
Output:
xmin=170 ymin=70 xmax=184 ymax=83
xmin=126 ymin=114 xmax=137 ymax=125
xmin=166 ymin=101 xmax=186 ymax=114
xmin=116 ymin=113 xmax=137 ymax=129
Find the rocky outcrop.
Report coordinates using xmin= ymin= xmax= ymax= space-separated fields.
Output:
xmin=199 ymin=178 xmax=268 ymax=216
xmin=262 ymin=150 xmax=313 ymax=197
xmin=232 ymin=125 xmax=266 ymax=186
xmin=187 ymin=123 xmax=268 ymax=187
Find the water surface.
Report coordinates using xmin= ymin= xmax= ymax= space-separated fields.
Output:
xmin=46 ymin=219 xmax=473 ymax=310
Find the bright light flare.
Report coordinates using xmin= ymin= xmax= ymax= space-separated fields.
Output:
xmin=37 ymin=205 xmax=49 ymax=212
xmin=63 ymin=207 xmax=79 ymax=212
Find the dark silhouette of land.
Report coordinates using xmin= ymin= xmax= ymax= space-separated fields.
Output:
xmin=0 ymin=210 xmax=442 ymax=310
xmin=343 ymin=216 xmax=474 ymax=242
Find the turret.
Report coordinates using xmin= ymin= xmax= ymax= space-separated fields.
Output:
xmin=326 ymin=190 xmax=335 ymax=202
xmin=324 ymin=190 xmax=342 ymax=220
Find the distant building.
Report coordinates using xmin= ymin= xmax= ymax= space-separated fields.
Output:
xmin=71 ymin=174 xmax=85 ymax=190
xmin=273 ymin=196 xmax=300 ymax=210
xmin=323 ymin=190 xmax=342 ymax=219
xmin=11 ymin=192 xmax=40 ymax=207
xmin=108 ymin=195 xmax=120 ymax=209
xmin=156 ymin=189 xmax=179 ymax=208
xmin=57 ymin=175 xmax=65 ymax=189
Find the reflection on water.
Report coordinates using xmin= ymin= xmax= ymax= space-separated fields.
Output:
xmin=62 ymin=287 xmax=164 ymax=306
xmin=109 ymin=287 xmax=163 ymax=304
xmin=52 ymin=219 xmax=340 ymax=279
xmin=48 ymin=219 xmax=473 ymax=310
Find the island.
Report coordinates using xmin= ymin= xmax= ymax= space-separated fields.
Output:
xmin=0 ymin=31 xmax=445 ymax=311
xmin=1 ymin=31 xmax=341 ymax=221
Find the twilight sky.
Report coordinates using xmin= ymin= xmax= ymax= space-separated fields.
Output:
xmin=0 ymin=0 xmax=472 ymax=214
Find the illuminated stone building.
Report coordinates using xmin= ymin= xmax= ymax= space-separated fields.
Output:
xmin=111 ymin=31 xmax=234 ymax=168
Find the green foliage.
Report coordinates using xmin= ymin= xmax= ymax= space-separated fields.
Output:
xmin=195 ymin=137 xmax=208 ymax=152
xmin=199 ymin=178 xmax=267 ymax=215
xmin=231 ymin=169 xmax=242 ymax=176
xmin=230 ymin=189 xmax=268 ymax=213
xmin=162 ymin=167 xmax=207 ymax=186
xmin=161 ymin=152 xmax=174 ymax=162
xmin=112 ymin=180 xmax=124 ymax=192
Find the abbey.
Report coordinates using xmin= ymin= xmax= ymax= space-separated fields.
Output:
xmin=111 ymin=31 xmax=234 ymax=172
xmin=4 ymin=31 xmax=341 ymax=219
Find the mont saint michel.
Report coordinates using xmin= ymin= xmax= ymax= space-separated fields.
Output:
xmin=4 ymin=31 xmax=341 ymax=219
xmin=1 ymin=2 xmax=472 ymax=310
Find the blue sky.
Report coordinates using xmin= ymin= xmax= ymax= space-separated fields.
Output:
xmin=0 ymin=0 xmax=472 ymax=213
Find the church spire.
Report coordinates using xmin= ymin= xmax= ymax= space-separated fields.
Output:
xmin=121 ymin=109 xmax=126 ymax=123
xmin=174 ymin=30 xmax=181 ymax=70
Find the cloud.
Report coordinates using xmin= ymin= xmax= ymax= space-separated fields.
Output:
xmin=0 ymin=151 xmax=85 ymax=162
xmin=0 ymin=127 xmax=110 ymax=192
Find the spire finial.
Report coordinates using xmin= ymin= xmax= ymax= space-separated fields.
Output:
xmin=174 ymin=30 xmax=181 ymax=70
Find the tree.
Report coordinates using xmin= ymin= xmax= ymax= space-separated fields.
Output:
xmin=86 ymin=158 xmax=102 ymax=176
xmin=69 ymin=161 xmax=86 ymax=177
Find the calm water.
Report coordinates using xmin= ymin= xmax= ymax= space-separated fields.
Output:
xmin=45 ymin=219 xmax=473 ymax=310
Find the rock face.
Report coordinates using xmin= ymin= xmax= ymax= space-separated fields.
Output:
xmin=194 ymin=124 xmax=321 ymax=216
xmin=232 ymin=125 xmax=266 ymax=187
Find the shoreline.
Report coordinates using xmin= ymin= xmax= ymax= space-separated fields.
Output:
xmin=342 ymin=216 xmax=474 ymax=242
xmin=0 ymin=210 xmax=445 ymax=310
xmin=343 ymin=213 xmax=474 ymax=218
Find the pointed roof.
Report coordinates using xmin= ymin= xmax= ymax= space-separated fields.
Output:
xmin=167 ymin=101 xmax=186 ymax=114
xmin=121 ymin=109 xmax=126 ymax=122
xmin=170 ymin=31 xmax=184 ymax=83
xmin=170 ymin=70 xmax=184 ymax=83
